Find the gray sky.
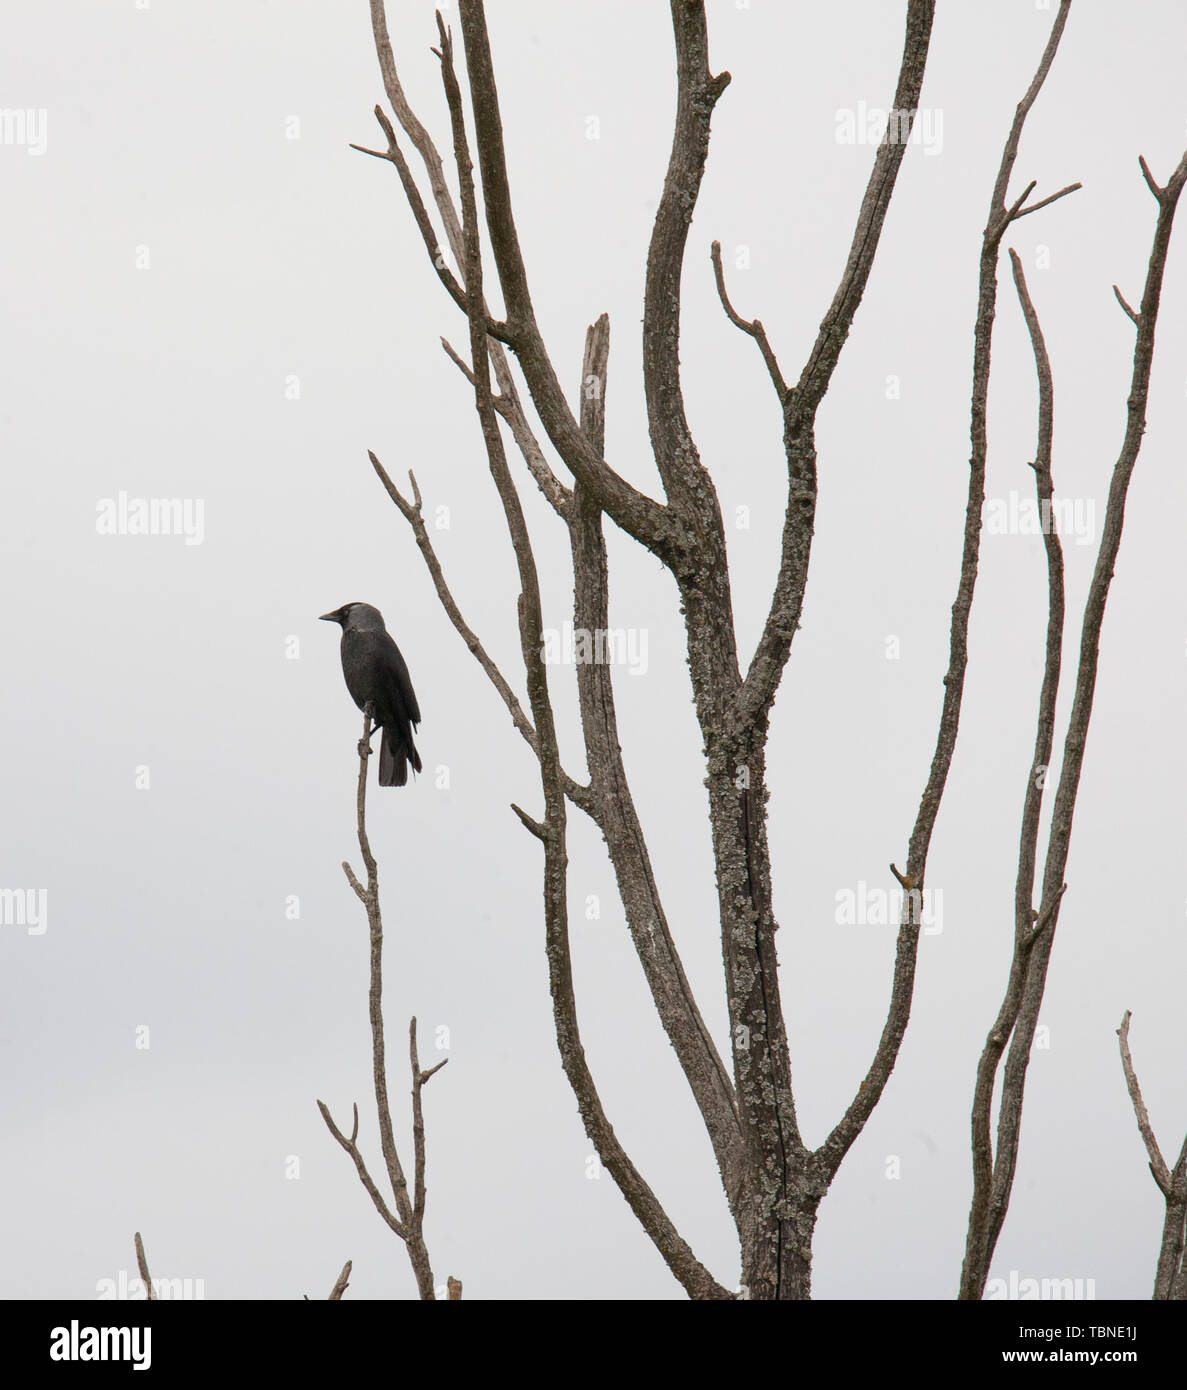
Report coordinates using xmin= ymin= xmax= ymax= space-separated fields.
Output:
xmin=2 ymin=0 xmax=1185 ymax=1300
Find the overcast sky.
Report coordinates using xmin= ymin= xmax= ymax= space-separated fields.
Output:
xmin=2 ymin=0 xmax=1185 ymax=1301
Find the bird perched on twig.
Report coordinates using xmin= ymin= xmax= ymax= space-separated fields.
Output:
xmin=320 ymin=602 xmax=422 ymax=786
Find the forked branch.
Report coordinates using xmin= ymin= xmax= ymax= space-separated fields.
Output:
xmin=433 ymin=17 xmax=728 ymax=1299
xmin=1117 ymin=1012 xmax=1187 ymax=1299
xmin=317 ymin=708 xmax=452 ymax=1299
xmin=959 ymin=145 xmax=1187 ymax=1299
xmin=816 ymin=0 xmax=1073 ymax=1185
xmin=960 ymin=249 xmax=1065 ymax=1299
xmin=710 ymin=239 xmax=787 ymax=401
xmin=454 ymin=0 xmax=679 ymax=560
xmin=738 ymin=0 xmax=936 ymax=735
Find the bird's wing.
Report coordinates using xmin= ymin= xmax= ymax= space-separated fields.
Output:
xmin=378 ymin=633 xmax=421 ymax=727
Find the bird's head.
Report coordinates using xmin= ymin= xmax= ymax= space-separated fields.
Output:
xmin=319 ymin=602 xmax=385 ymax=631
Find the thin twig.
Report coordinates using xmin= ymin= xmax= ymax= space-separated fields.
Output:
xmin=318 ymin=1099 xmax=407 ymax=1241
xmin=440 ymin=338 xmax=572 ymax=516
xmin=709 ymin=240 xmax=787 ymax=401
xmin=1010 ymin=180 xmax=1082 ymax=221
xmin=1118 ymin=1011 xmax=1173 ymax=1195
xmin=999 ymin=178 xmax=1038 ymax=233
xmin=410 ymin=1016 xmax=448 ymax=1223
xmin=366 ymin=450 xmax=590 ymax=812
xmin=962 ymin=145 xmax=1187 ymax=1299
xmin=328 ymin=1261 xmax=353 ymax=1301
xmin=818 ymin=0 xmax=1072 ymax=1190
xmin=738 ymin=0 xmax=936 ymax=736
xmin=1112 ymin=284 xmax=1140 ymax=324
xmin=451 ymin=1 xmax=679 ymax=561
xmin=351 ymin=106 xmax=468 ymax=318
xmin=133 ymin=1232 xmax=155 ymax=1301
xmin=510 ymin=802 xmax=545 ymax=839
xmin=368 ymin=2 xmax=571 ymax=517
xmin=318 ymin=710 xmax=441 ymax=1298
xmin=1117 ymin=1011 xmax=1187 ymax=1299
xmin=960 ymin=248 xmax=1066 ymax=1300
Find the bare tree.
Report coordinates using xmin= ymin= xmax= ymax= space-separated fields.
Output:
xmin=348 ymin=0 xmax=1186 ymax=1299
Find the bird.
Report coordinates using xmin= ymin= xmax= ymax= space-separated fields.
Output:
xmin=320 ymin=602 xmax=422 ymax=786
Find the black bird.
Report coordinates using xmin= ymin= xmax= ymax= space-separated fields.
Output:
xmin=320 ymin=602 xmax=422 ymax=786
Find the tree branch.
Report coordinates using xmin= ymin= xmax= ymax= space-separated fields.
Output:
xmin=350 ymin=104 xmax=470 ymax=318
xmin=328 ymin=1260 xmax=352 ymax=1301
xmin=569 ymin=314 xmax=747 ymax=1224
xmin=710 ymin=239 xmax=787 ymax=401
xmin=1009 ymin=180 xmax=1082 ymax=222
xmin=960 ymin=248 xmax=1065 ymax=1298
xmin=436 ymin=16 xmax=727 ymax=1299
xmin=1112 ymin=283 xmax=1140 ymax=325
xmin=738 ymin=0 xmax=936 ymax=735
xmin=133 ymin=1232 xmax=155 ymax=1301
xmin=318 ymin=1097 xmax=407 ymax=1241
xmin=1139 ymin=154 xmax=1162 ymax=200
xmin=440 ymin=337 xmax=572 ymax=517
xmin=318 ymin=708 xmax=442 ymax=1298
xmin=455 ymin=0 xmax=680 ymax=561
xmin=410 ymin=1016 xmax=447 ymax=1223
xmin=642 ymin=1 xmax=731 ymax=530
xmin=817 ymin=0 xmax=1071 ymax=1185
xmin=1117 ymin=1011 xmax=1187 ymax=1299
xmin=367 ymin=2 xmax=572 ymax=511
xmin=366 ymin=450 xmax=592 ymax=814
xmin=1118 ymin=1011 xmax=1173 ymax=1195
xmin=961 ymin=146 xmax=1187 ymax=1298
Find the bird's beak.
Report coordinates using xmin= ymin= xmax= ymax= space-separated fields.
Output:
xmin=319 ymin=609 xmax=341 ymax=624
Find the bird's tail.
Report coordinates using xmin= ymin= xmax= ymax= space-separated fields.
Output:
xmin=378 ymin=726 xmax=422 ymax=788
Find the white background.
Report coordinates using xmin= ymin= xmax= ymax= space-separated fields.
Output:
xmin=1 ymin=0 xmax=1184 ymax=1299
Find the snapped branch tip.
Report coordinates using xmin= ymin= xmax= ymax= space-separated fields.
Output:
xmin=510 ymin=803 xmax=546 ymax=840
xmin=1138 ymin=155 xmax=1162 ymax=199
xmin=1112 ymin=284 xmax=1140 ymax=325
